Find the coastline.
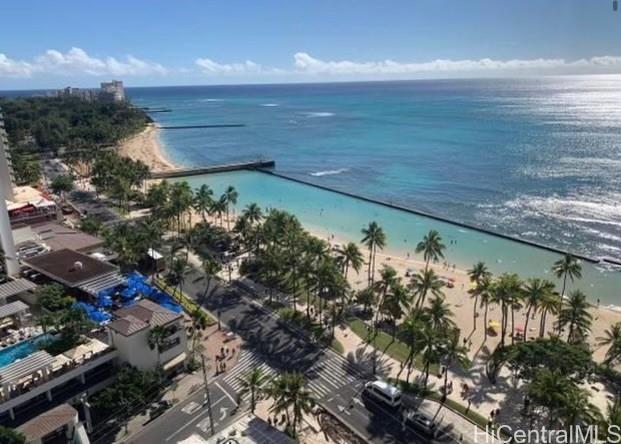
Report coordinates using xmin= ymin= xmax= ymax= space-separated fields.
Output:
xmin=117 ymin=123 xmax=177 ymax=172
xmin=127 ymin=128 xmax=621 ymax=357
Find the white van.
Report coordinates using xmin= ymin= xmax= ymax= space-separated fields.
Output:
xmin=364 ymin=380 xmax=402 ymax=408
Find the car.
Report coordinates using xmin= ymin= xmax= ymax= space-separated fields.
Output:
xmin=404 ymin=410 xmax=437 ymax=437
xmin=149 ymin=400 xmax=172 ymax=420
xmin=363 ymin=380 xmax=402 ymax=408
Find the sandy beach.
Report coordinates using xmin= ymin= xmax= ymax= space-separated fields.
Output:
xmin=127 ymin=129 xmax=621 ymax=363
xmin=118 ymin=123 xmax=176 ymax=172
xmin=306 ymin=224 xmax=621 ymax=364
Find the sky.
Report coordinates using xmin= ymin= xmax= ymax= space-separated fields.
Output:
xmin=1 ymin=0 xmax=621 ymax=89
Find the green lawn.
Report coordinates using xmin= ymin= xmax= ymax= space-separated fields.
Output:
xmin=346 ymin=317 xmax=438 ymax=373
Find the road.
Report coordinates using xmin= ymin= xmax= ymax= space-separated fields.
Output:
xmin=128 ymin=271 xmax=438 ymax=443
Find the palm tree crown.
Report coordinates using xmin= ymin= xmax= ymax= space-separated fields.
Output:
xmin=360 ymin=221 xmax=386 ymax=285
xmin=556 ymin=290 xmax=592 ymax=344
xmin=552 ymin=254 xmax=582 ymax=297
xmin=416 ymin=230 xmax=446 ymax=270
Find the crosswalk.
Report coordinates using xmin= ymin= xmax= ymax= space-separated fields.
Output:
xmin=221 ymin=349 xmax=366 ymax=403
xmin=305 ymin=351 xmax=366 ymax=400
xmin=221 ymin=349 xmax=276 ymax=393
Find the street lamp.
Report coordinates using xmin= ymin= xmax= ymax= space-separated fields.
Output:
xmin=201 ymin=355 xmax=215 ymax=436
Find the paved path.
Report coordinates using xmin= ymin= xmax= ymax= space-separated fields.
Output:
xmin=129 ymin=271 xmax=486 ymax=443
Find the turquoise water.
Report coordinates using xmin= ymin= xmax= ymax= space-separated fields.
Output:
xmin=180 ymin=170 xmax=621 ymax=306
xmin=0 ymin=333 xmax=54 ymax=368
xmin=127 ymin=78 xmax=621 ymax=262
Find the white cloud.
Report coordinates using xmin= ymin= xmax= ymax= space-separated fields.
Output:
xmin=292 ymin=52 xmax=621 ymax=76
xmin=195 ymin=57 xmax=263 ymax=74
xmin=0 ymin=54 xmax=35 ymax=77
xmin=0 ymin=47 xmax=167 ymax=78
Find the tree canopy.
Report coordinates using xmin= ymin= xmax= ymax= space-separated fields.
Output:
xmin=0 ymin=96 xmax=150 ymax=185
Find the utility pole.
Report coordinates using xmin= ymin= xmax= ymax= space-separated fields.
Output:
xmin=201 ymin=355 xmax=215 ymax=436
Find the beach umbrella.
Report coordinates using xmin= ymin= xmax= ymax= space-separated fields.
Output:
xmin=488 ymin=320 xmax=501 ymax=329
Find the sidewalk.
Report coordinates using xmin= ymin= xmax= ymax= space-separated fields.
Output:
xmin=334 ymin=323 xmax=504 ymax=444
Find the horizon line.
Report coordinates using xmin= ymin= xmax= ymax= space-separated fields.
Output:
xmin=2 ymin=72 xmax=621 ymax=93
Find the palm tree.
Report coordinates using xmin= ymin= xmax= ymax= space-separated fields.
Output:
xmin=558 ymin=386 xmax=601 ymax=429
xmin=397 ymin=312 xmax=426 ymax=382
xmin=478 ymin=276 xmax=494 ymax=341
xmin=522 ymin=278 xmax=555 ymax=341
xmin=189 ymin=307 xmax=208 ymax=357
xmin=424 ymin=295 xmax=455 ymax=334
xmin=336 ymin=242 xmax=364 ymax=280
xmin=168 ymin=256 xmax=190 ymax=302
xmin=268 ymin=372 xmax=315 ymax=437
xmin=355 ymin=287 xmax=375 ymax=317
xmin=606 ymin=397 xmax=621 ymax=429
xmin=242 ymin=202 xmax=263 ymax=225
xmin=597 ymin=323 xmax=621 ymax=366
xmin=372 ymin=265 xmax=398 ymax=332
xmin=439 ymin=329 xmax=470 ymax=406
xmin=137 ymin=218 xmax=164 ymax=280
xmin=199 ymin=258 xmax=222 ymax=305
xmin=239 ymin=368 xmax=266 ymax=413
xmin=169 ymin=181 xmax=194 ymax=234
xmin=493 ymin=273 xmax=523 ymax=347
xmin=419 ymin=327 xmax=441 ymax=387
xmin=148 ymin=325 xmax=169 ymax=367
xmin=538 ymin=291 xmax=560 ymax=338
xmin=409 ymin=268 xmax=445 ymax=310
xmin=193 ymin=184 xmax=214 ymax=223
xmin=552 ymin=254 xmax=582 ymax=298
xmin=360 ymin=221 xmax=386 ymax=285
xmin=467 ymin=262 xmax=491 ymax=332
xmin=416 ymin=230 xmax=446 ymax=271
xmin=382 ymin=282 xmax=411 ymax=336
xmin=556 ymin=290 xmax=592 ymax=344
xmin=210 ymin=196 xmax=227 ymax=228
xmin=223 ymin=185 xmax=239 ymax=231
xmin=527 ymin=369 xmax=574 ymax=427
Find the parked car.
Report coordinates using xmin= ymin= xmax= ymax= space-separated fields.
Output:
xmin=149 ymin=400 xmax=172 ymax=420
xmin=404 ymin=410 xmax=437 ymax=437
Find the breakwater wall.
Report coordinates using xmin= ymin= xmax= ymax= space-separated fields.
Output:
xmin=159 ymin=124 xmax=245 ymax=129
xmin=151 ymin=159 xmax=275 ymax=179
xmin=254 ymin=170 xmax=599 ymax=265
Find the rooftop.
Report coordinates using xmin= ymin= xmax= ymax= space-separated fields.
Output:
xmin=17 ymin=403 xmax=77 ymax=441
xmin=10 ymin=186 xmax=46 ymax=204
xmin=0 ymin=300 xmax=30 ymax=319
xmin=0 ymin=351 xmax=54 ymax=385
xmin=0 ymin=279 xmax=37 ymax=302
xmin=22 ymin=249 xmax=118 ymax=287
xmin=29 ymin=222 xmax=104 ymax=253
xmin=108 ymin=299 xmax=182 ymax=336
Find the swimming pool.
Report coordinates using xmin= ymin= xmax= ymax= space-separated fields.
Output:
xmin=0 ymin=333 xmax=55 ymax=368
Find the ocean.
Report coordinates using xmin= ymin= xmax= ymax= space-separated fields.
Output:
xmin=126 ymin=77 xmax=621 ymax=264
xmin=3 ymin=77 xmax=620 ymax=302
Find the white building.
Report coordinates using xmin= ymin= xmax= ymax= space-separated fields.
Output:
xmin=99 ymin=80 xmax=125 ymax=102
xmin=107 ymin=299 xmax=187 ymax=372
xmin=0 ymin=338 xmax=117 ymax=423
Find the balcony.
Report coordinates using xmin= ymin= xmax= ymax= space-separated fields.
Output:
xmin=0 ymin=345 xmax=118 ymax=414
